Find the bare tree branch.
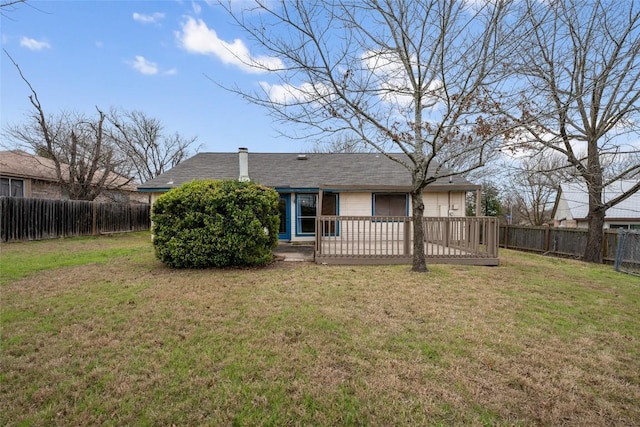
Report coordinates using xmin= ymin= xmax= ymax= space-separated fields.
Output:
xmin=501 ymin=0 xmax=640 ymax=262
xmin=3 ymin=50 xmax=132 ymax=201
xmin=107 ymin=109 xmax=199 ymax=183
xmin=219 ymin=0 xmax=519 ymax=271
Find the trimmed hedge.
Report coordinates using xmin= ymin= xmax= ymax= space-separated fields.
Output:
xmin=152 ymin=180 xmax=279 ymax=268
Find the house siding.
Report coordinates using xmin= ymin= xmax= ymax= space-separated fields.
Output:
xmin=27 ymin=178 xmax=148 ymax=204
xmin=30 ymin=179 xmax=63 ymax=199
xmin=338 ymin=191 xmax=466 ymax=217
xmin=328 ymin=191 xmax=466 ymax=245
xmin=339 ymin=193 xmax=371 ymax=216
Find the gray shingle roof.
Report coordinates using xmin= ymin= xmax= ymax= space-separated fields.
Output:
xmin=138 ymin=152 xmax=479 ymax=191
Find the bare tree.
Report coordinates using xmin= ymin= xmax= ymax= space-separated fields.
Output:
xmin=505 ymin=157 xmax=563 ymax=226
xmin=107 ymin=109 xmax=198 ymax=183
xmin=311 ymin=134 xmax=372 ymax=153
xmin=505 ymin=0 xmax=640 ymax=262
xmin=221 ymin=0 xmax=517 ymax=272
xmin=4 ymin=52 xmax=130 ymax=201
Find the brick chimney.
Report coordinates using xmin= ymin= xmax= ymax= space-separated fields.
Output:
xmin=238 ymin=147 xmax=250 ymax=182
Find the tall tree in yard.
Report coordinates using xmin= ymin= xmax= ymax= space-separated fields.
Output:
xmin=505 ymin=157 xmax=562 ymax=226
xmin=107 ymin=109 xmax=199 ymax=183
xmin=220 ymin=0 xmax=516 ymax=272
xmin=4 ymin=52 xmax=198 ymax=198
xmin=505 ymin=0 xmax=640 ymax=263
xmin=4 ymin=53 xmax=129 ymax=201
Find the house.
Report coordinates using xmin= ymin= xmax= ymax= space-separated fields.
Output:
xmin=138 ymin=148 xmax=481 ymax=242
xmin=552 ymin=181 xmax=640 ymax=229
xmin=0 ymin=150 xmax=147 ymax=204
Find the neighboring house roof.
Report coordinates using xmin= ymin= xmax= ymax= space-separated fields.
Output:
xmin=553 ymin=181 xmax=640 ymax=220
xmin=0 ymin=150 xmax=137 ymax=191
xmin=138 ymin=151 xmax=480 ymax=192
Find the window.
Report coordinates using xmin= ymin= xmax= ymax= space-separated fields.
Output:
xmin=322 ymin=193 xmax=338 ymax=216
xmin=373 ymin=193 xmax=407 ymax=216
xmin=321 ymin=193 xmax=338 ymax=235
xmin=296 ymin=193 xmax=339 ymax=235
xmin=0 ymin=178 xmax=24 ymax=197
xmin=609 ymin=224 xmax=629 ymax=230
xmin=296 ymin=194 xmax=317 ymax=234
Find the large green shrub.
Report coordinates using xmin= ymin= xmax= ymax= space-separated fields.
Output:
xmin=152 ymin=180 xmax=279 ymax=268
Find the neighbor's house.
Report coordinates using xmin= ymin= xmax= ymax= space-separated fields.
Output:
xmin=552 ymin=181 xmax=640 ymax=230
xmin=0 ymin=150 xmax=147 ymax=204
xmin=138 ymin=148 xmax=481 ymax=242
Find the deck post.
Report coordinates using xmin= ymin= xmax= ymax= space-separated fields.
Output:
xmin=404 ymin=218 xmax=412 ymax=256
xmin=315 ymin=218 xmax=320 ymax=255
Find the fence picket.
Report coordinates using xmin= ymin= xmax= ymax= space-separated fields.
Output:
xmin=499 ymin=225 xmax=624 ymax=264
xmin=0 ymin=197 xmax=150 ymax=242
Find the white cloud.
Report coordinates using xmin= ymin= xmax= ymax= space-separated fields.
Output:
xmin=20 ymin=37 xmax=51 ymax=51
xmin=259 ymin=81 xmax=311 ymax=104
xmin=133 ymin=12 xmax=165 ymax=24
xmin=191 ymin=1 xmax=202 ymax=14
xmin=131 ymin=56 xmax=159 ymax=75
xmin=164 ymin=68 xmax=178 ymax=76
xmin=259 ymin=81 xmax=336 ymax=112
xmin=176 ymin=16 xmax=283 ymax=74
xmin=361 ymin=49 xmax=442 ymax=111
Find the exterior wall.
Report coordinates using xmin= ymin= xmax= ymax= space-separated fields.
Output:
xmin=29 ymin=178 xmax=148 ymax=204
xmin=30 ymin=179 xmax=62 ymax=199
xmin=148 ymin=192 xmax=164 ymax=205
xmin=553 ymin=197 xmax=573 ymax=226
xmin=605 ymin=221 xmax=640 ymax=229
xmin=556 ymin=219 xmax=579 ymax=228
xmin=332 ymin=191 xmax=467 ymax=244
xmin=554 ymin=218 xmax=640 ymax=229
xmin=96 ymin=189 xmax=149 ymax=204
xmin=339 ymin=191 xmax=466 ymax=217
xmin=339 ymin=192 xmax=371 ymax=216
xmin=422 ymin=192 xmax=465 ymax=217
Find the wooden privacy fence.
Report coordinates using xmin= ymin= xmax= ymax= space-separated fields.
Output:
xmin=0 ymin=197 xmax=150 ymax=242
xmin=315 ymin=216 xmax=499 ymax=265
xmin=499 ymin=225 xmax=620 ymax=263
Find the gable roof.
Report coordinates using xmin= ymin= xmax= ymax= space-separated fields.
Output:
xmin=555 ymin=181 xmax=640 ymax=220
xmin=138 ymin=151 xmax=480 ymax=192
xmin=0 ymin=150 xmax=137 ymax=191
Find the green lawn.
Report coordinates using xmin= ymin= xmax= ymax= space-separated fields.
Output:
xmin=1 ymin=232 xmax=639 ymax=426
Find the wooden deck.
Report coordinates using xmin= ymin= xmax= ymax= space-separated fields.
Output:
xmin=315 ymin=216 xmax=499 ymax=266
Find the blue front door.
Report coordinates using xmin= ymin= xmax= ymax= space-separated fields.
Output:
xmin=278 ymin=195 xmax=291 ymax=240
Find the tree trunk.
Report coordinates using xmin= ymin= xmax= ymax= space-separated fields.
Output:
xmin=583 ymin=146 xmax=605 ymax=264
xmin=411 ymin=189 xmax=428 ymax=272
xmin=583 ymin=207 xmax=605 ymax=263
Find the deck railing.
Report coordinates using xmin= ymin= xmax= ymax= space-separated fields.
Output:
xmin=315 ymin=216 xmax=499 ymax=265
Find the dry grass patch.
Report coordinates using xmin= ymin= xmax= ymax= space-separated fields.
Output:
xmin=1 ymin=233 xmax=639 ymax=426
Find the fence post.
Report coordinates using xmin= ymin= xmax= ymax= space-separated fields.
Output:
xmin=603 ymin=230 xmax=608 ymax=260
xmin=503 ymin=224 xmax=508 ymax=249
xmin=544 ymin=224 xmax=550 ymax=252
xmin=92 ymin=202 xmax=98 ymax=235
xmin=614 ymin=230 xmax=625 ymax=272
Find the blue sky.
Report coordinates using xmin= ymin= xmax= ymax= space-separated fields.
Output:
xmin=1 ymin=0 xmax=306 ymax=153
